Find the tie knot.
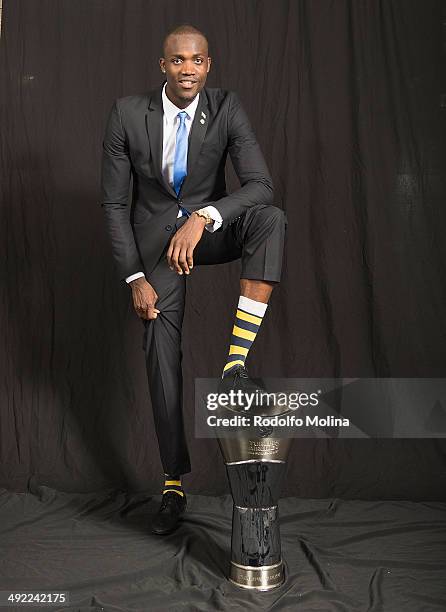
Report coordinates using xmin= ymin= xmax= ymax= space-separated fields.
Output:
xmin=177 ymin=111 xmax=188 ymax=123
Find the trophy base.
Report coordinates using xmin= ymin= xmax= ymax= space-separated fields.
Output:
xmin=229 ymin=560 xmax=285 ymax=591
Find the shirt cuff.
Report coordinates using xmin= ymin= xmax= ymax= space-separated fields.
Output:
xmin=202 ymin=205 xmax=222 ymax=232
xmin=125 ymin=272 xmax=145 ymax=284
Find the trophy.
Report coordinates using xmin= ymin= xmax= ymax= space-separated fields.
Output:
xmin=215 ymin=381 xmax=292 ymax=591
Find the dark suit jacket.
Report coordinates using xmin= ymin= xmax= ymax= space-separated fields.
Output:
xmin=101 ymin=83 xmax=274 ymax=281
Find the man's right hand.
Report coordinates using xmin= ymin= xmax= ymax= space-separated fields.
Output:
xmin=130 ymin=277 xmax=160 ymax=320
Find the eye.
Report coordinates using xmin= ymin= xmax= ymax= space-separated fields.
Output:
xmin=172 ymin=58 xmax=182 ymax=64
xmin=195 ymin=58 xmax=203 ymax=64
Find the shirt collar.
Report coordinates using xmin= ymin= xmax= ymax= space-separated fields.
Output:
xmin=162 ymin=82 xmax=200 ymax=123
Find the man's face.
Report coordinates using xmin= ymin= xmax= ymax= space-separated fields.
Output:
xmin=160 ymin=33 xmax=211 ymax=108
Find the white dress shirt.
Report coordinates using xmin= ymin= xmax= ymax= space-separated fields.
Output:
xmin=125 ymin=83 xmax=222 ymax=284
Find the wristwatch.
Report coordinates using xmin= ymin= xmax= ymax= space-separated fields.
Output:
xmin=193 ymin=208 xmax=213 ymax=225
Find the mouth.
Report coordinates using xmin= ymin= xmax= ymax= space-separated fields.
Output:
xmin=178 ymin=80 xmax=197 ymax=89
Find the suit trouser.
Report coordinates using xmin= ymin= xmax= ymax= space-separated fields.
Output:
xmin=141 ymin=204 xmax=287 ymax=476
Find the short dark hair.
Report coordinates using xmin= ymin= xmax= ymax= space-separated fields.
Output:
xmin=162 ymin=24 xmax=209 ymax=56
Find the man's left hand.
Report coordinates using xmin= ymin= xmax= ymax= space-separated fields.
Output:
xmin=167 ymin=213 xmax=209 ymax=275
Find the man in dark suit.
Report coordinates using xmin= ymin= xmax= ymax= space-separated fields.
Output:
xmin=101 ymin=24 xmax=286 ymax=534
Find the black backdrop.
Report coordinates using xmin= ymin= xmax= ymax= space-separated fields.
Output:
xmin=1 ymin=0 xmax=446 ymax=500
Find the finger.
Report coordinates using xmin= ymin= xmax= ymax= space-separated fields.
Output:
xmin=166 ymin=241 xmax=174 ymax=269
xmin=169 ymin=243 xmax=178 ymax=270
xmin=179 ymin=247 xmax=189 ymax=275
xmin=146 ymin=307 xmax=158 ymax=320
xmin=171 ymin=245 xmax=183 ymax=274
xmin=186 ymin=246 xmax=194 ymax=270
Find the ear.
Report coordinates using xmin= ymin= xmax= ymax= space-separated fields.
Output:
xmin=159 ymin=58 xmax=166 ymax=73
xmin=207 ymin=57 xmax=212 ymax=73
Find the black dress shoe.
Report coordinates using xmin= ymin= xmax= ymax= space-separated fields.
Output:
xmin=220 ymin=364 xmax=253 ymax=388
xmin=151 ymin=491 xmax=187 ymax=535
xmin=219 ymin=365 xmax=265 ymax=410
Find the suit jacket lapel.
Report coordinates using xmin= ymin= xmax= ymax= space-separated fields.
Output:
xmin=145 ymin=85 xmax=177 ymax=199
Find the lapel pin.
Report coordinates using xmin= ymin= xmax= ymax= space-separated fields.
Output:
xmin=200 ymin=118 xmax=205 ymax=124
xmin=201 ymin=111 xmax=206 ymax=118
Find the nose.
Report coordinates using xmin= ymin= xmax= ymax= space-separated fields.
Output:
xmin=181 ymin=61 xmax=196 ymax=75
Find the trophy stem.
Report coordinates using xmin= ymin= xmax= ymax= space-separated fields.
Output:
xmin=229 ymin=504 xmax=284 ymax=590
xmin=225 ymin=461 xmax=286 ymax=591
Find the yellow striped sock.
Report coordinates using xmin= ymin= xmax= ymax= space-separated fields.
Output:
xmin=163 ymin=474 xmax=183 ymax=497
xmin=222 ymin=297 xmax=267 ymax=377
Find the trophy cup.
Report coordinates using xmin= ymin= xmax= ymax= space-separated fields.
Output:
xmin=215 ymin=382 xmax=292 ymax=591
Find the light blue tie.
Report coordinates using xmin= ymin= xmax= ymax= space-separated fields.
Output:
xmin=173 ymin=111 xmax=189 ymax=196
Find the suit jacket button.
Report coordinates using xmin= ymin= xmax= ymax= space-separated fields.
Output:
xmin=165 ymin=224 xmax=172 ymax=231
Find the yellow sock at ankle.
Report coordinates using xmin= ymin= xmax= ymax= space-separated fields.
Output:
xmin=163 ymin=474 xmax=184 ymax=497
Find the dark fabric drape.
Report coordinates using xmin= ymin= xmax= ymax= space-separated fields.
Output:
xmin=1 ymin=0 xmax=446 ymax=498
xmin=1 ymin=486 xmax=446 ymax=611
